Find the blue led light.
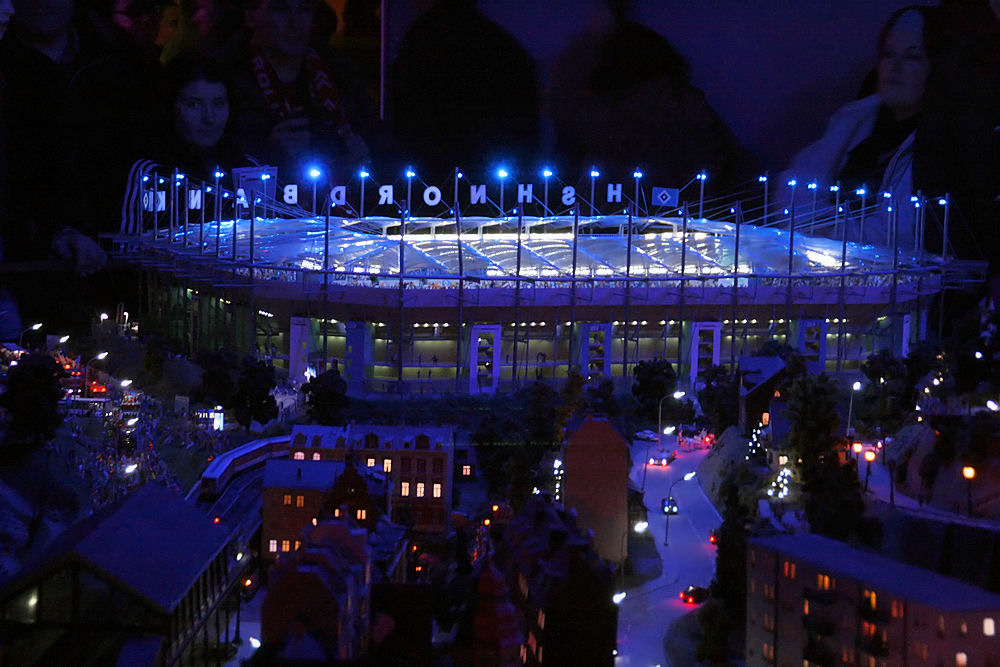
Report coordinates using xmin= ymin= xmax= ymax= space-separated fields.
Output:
xmin=456 ymin=172 xmax=463 ymax=179
xmin=497 ymin=168 xmax=508 ymax=179
xmin=697 ymin=172 xmax=708 ymax=181
xmin=405 ymin=169 xmax=415 ymax=179
xmin=633 ymin=171 xmax=643 ymax=179
xmin=855 ymin=188 xmax=867 ymax=196
xmin=882 ymin=191 xmax=891 ymax=199
xmin=787 ymin=179 xmax=797 ymax=187
xmin=807 ymin=182 xmax=817 ymax=190
xmin=260 ymin=173 xmax=271 ymax=181
xmin=758 ymin=175 xmax=768 ymax=183
xmin=829 ymin=185 xmax=840 ymax=192
xmin=590 ymin=169 xmax=600 ymax=179
xmin=307 ymin=167 xmax=321 ymax=180
xmin=213 ymin=170 xmax=224 ymax=179
xmin=359 ymin=169 xmax=369 ymax=179
xmin=938 ymin=198 xmax=948 ymax=206
xmin=142 ymin=175 xmax=149 ymax=183
xmin=542 ymin=168 xmax=553 ymax=178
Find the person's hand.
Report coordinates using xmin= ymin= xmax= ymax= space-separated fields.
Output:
xmin=269 ymin=116 xmax=312 ymax=157
xmin=51 ymin=228 xmax=107 ymax=276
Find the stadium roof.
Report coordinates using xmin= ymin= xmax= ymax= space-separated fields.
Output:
xmin=172 ymin=214 xmax=937 ymax=280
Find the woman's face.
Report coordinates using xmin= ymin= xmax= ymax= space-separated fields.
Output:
xmin=174 ymin=79 xmax=229 ymax=149
xmin=251 ymin=0 xmax=314 ymax=60
xmin=877 ymin=10 xmax=929 ymax=120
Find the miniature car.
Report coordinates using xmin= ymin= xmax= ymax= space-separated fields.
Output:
xmin=679 ymin=585 xmax=709 ymax=604
xmin=647 ymin=450 xmax=678 ymax=467
xmin=661 ymin=496 xmax=679 ymax=515
xmin=634 ymin=430 xmax=659 ymax=441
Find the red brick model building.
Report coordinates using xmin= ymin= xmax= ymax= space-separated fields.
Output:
xmin=261 ymin=520 xmax=371 ymax=662
xmin=288 ymin=424 xmax=454 ymax=533
xmin=562 ymin=415 xmax=631 ymax=564
xmin=747 ymin=533 xmax=1000 ymax=667
xmin=500 ymin=494 xmax=618 ymax=666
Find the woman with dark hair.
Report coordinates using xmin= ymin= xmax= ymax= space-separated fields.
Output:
xmin=781 ymin=6 xmax=940 ymax=249
xmin=153 ymin=51 xmax=245 ymax=177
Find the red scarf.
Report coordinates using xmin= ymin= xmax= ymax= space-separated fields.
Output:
xmin=251 ymin=47 xmax=343 ymax=121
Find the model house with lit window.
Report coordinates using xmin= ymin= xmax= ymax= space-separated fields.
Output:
xmin=260 ymin=519 xmax=371 ymax=662
xmin=500 ymin=493 xmax=618 ymax=666
xmin=262 ymin=459 xmax=346 ymax=561
xmin=287 ymin=424 xmax=455 ymax=533
xmin=747 ymin=533 xmax=1000 ymax=667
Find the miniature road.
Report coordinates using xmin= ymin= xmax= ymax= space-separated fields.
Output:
xmin=616 ymin=446 xmax=720 ymax=667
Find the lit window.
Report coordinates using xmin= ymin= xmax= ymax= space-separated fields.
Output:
xmin=367 ymin=457 xmax=376 ymax=467
xmin=984 ymin=618 xmax=995 ymax=636
xmin=312 ymin=452 xmax=321 ymax=461
xmin=960 ymin=621 xmax=967 ymax=636
xmin=296 ymin=495 xmax=304 ymax=508
xmin=294 ymin=540 xmax=300 ymax=550
xmin=891 ymin=600 xmax=902 ymax=618
xmin=762 ymin=643 xmax=774 ymax=660
xmin=956 ymin=652 xmax=968 ymax=667
xmin=281 ymin=540 xmax=290 ymax=552
xmin=864 ymin=589 xmax=877 ymax=610
xmin=842 ymin=646 xmax=855 ymax=663
xmin=268 ymin=539 xmax=277 ymax=553
xmin=862 ymin=621 xmax=876 ymax=638
xmin=293 ymin=451 xmax=305 ymax=460
xmin=357 ymin=509 xmax=367 ymax=520
xmin=783 ymin=561 xmax=796 ymax=579
xmin=817 ymin=573 xmax=833 ymax=590
xmin=417 ymin=482 xmax=425 ymax=497
xmin=401 ymin=482 xmax=410 ymax=497
xmin=462 ymin=465 xmax=471 ymax=476
xmin=433 ymin=483 xmax=442 ymax=498
xmin=803 ymin=599 xmax=809 ymax=615
xmin=334 ymin=508 xmax=340 ymax=517
xmin=383 ymin=458 xmax=392 ymax=473
xmin=778 ymin=455 xmax=788 ymax=465
xmin=537 ymin=609 xmax=545 ymax=629
xmin=283 ymin=494 xmax=291 ymax=506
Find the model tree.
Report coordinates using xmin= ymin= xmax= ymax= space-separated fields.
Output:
xmin=0 ymin=353 xmax=65 ymax=453
xmin=301 ymin=367 xmax=350 ymax=425
xmin=233 ymin=357 xmax=278 ymax=430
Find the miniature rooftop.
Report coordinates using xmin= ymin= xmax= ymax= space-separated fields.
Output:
xmin=264 ymin=458 xmax=346 ymax=490
xmin=290 ymin=423 xmax=454 ymax=449
xmin=1 ymin=483 xmax=232 ymax=614
xmin=751 ymin=533 xmax=1000 ymax=612
xmin=152 ymin=213 xmax=941 ymax=280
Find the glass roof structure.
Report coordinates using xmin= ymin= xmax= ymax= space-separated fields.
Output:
xmin=168 ymin=214 xmax=935 ymax=280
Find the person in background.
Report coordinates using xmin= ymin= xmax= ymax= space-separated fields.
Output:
xmin=914 ymin=0 xmax=1000 ymax=268
xmin=0 ymin=0 xmax=108 ymax=275
xmin=149 ymin=52 xmax=246 ymax=177
xmin=390 ymin=0 xmax=539 ymax=179
xmin=221 ymin=0 xmax=384 ymax=182
xmin=548 ymin=0 xmax=756 ymax=196
xmin=780 ymin=6 xmax=940 ymax=251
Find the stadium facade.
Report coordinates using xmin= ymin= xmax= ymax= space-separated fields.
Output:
xmin=110 ymin=164 xmax=984 ymax=396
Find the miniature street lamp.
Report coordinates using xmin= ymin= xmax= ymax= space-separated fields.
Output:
xmin=863 ymin=449 xmax=876 ymax=492
xmin=846 ymin=381 xmax=862 ymax=436
xmin=963 ymin=466 xmax=976 ymax=516
xmin=618 ymin=520 xmax=649 ymax=594
xmin=19 ymin=322 xmax=42 ymax=347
